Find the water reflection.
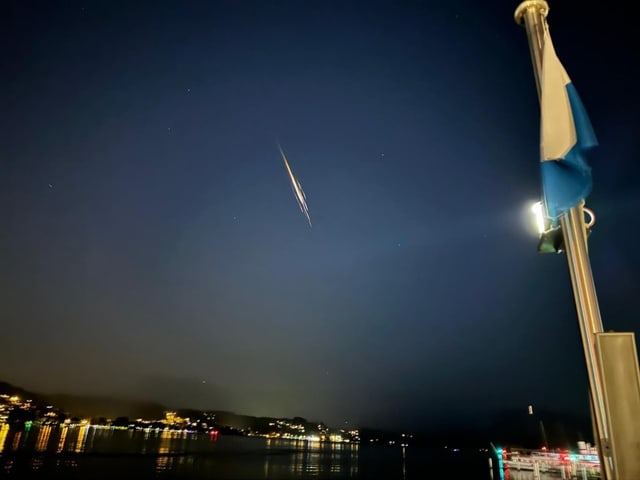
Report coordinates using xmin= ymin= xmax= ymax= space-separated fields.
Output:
xmin=11 ymin=431 xmax=22 ymax=451
xmin=0 ymin=424 xmax=9 ymax=453
xmin=263 ymin=437 xmax=359 ymax=478
xmin=57 ymin=426 xmax=68 ymax=453
xmin=35 ymin=425 xmax=51 ymax=452
xmin=156 ymin=429 xmax=175 ymax=473
xmin=75 ymin=425 xmax=90 ymax=453
xmin=402 ymin=445 xmax=407 ymax=480
xmin=0 ymin=424 xmax=504 ymax=479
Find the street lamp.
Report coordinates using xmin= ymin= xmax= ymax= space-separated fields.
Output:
xmin=530 ymin=201 xmax=595 ymax=254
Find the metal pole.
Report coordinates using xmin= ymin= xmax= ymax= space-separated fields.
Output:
xmin=513 ymin=2 xmax=614 ymax=479
xmin=539 ymin=419 xmax=549 ymax=450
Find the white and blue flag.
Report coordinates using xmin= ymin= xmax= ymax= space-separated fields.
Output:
xmin=540 ymin=25 xmax=597 ymax=223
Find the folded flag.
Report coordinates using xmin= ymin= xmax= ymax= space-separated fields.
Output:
xmin=539 ymin=24 xmax=597 ymax=223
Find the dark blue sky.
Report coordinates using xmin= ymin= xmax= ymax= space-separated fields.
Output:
xmin=1 ymin=1 xmax=639 ymax=432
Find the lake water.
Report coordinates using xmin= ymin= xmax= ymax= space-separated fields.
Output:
xmin=0 ymin=424 xmax=556 ymax=479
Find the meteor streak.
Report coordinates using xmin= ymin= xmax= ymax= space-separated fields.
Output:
xmin=279 ymin=144 xmax=311 ymax=227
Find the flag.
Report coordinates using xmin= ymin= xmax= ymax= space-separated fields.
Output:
xmin=539 ymin=24 xmax=597 ymax=223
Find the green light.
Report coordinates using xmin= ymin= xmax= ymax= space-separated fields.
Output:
xmin=537 ymin=226 xmax=564 ymax=253
xmin=538 ymin=225 xmax=592 ymax=254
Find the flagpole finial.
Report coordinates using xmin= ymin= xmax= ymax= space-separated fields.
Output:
xmin=514 ymin=0 xmax=549 ymax=25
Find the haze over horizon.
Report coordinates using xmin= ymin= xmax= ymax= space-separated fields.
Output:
xmin=2 ymin=1 xmax=639 ymax=433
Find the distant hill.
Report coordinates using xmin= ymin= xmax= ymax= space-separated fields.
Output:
xmin=0 ymin=381 xmax=318 ymax=430
xmin=0 ymin=380 xmax=593 ymax=448
xmin=0 ymin=380 xmax=166 ymax=420
xmin=410 ymin=407 xmax=593 ymax=449
xmin=0 ymin=381 xmax=46 ymax=403
xmin=46 ymin=394 xmax=167 ymax=420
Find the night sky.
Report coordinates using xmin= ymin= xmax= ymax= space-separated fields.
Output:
xmin=2 ymin=1 xmax=639 ymax=432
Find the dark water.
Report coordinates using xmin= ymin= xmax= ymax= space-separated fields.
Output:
xmin=0 ymin=424 xmax=539 ymax=479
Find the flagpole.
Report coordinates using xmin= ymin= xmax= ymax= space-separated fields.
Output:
xmin=514 ymin=2 xmax=614 ymax=479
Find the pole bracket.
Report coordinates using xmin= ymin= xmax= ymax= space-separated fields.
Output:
xmin=514 ymin=0 xmax=549 ymax=25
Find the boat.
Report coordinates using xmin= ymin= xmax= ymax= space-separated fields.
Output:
xmin=494 ymin=443 xmax=600 ymax=477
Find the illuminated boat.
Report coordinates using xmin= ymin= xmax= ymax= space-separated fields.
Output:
xmin=495 ymin=444 xmax=600 ymax=476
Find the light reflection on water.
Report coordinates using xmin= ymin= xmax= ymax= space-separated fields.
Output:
xmin=0 ymin=424 xmax=533 ymax=479
xmin=56 ymin=426 xmax=68 ymax=453
xmin=0 ymin=424 xmax=9 ymax=452
xmin=34 ymin=425 xmax=51 ymax=452
xmin=75 ymin=425 xmax=89 ymax=453
xmin=262 ymin=438 xmax=359 ymax=478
